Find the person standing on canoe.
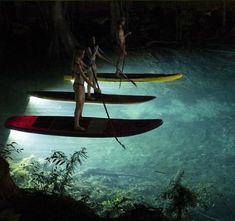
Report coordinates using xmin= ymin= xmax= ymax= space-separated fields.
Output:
xmin=84 ymin=36 xmax=109 ymax=100
xmin=115 ymin=17 xmax=131 ymax=75
xmin=72 ymin=48 xmax=100 ymax=131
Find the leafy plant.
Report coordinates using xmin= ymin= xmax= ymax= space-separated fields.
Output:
xmin=102 ymin=191 xmax=130 ymax=217
xmin=30 ymin=148 xmax=88 ymax=195
xmin=160 ymin=170 xmax=197 ymax=221
xmin=0 ymin=142 xmax=23 ymax=160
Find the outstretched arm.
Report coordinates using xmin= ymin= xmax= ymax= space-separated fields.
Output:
xmin=96 ymin=49 xmax=112 ymax=64
xmin=97 ymin=48 xmax=124 ymax=72
xmin=125 ymin=31 xmax=132 ymax=38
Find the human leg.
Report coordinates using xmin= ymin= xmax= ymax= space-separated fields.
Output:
xmin=86 ymin=68 xmax=92 ymax=97
xmin=116 ymin=46 xmax=124 ymax=75
xmin=73 ymin=83 xmax=85 ymax=131
xmin=87 ymin=67 xmax=97 ymax=100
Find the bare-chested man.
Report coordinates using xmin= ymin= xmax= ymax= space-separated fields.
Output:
xmin=115 ymin=17 xmax=131 ymax=75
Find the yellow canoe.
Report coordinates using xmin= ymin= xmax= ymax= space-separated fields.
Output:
xmin=64 ymin=72 xmax=183 ymax=82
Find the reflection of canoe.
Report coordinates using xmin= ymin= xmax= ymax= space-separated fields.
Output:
xmin=64 ymin=72 xmax=183 ymax=82
xmin=28 ymin=91 xmax=156 ymax=104
xmin=5 ymin=116 xmax=163 ymax=138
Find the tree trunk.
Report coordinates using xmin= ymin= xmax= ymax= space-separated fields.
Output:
xmin=110 ymin=1 xmax=121 ymax=40
xmin=175 ymin=7 xmax=182 ymax=42
xmin=0 ymin=156 xmax=19 ymax=201
xmin=119 ymin=0 xmax=130 ymax=31
xmin=49 ymin=1 xmax=78 ymax=58
xmin=222 ymin=0 xmax=226 ymax=32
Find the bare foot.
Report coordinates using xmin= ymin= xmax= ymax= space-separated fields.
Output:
xmin=116 ymin=70 xmax=121 ymax=78
xmin=86 ymin=95 xmax=96 ymax=101
xmin=74 ymin=126 xmax=85 ymax=131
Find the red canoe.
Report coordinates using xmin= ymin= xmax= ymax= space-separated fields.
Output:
xmin=5 ymin=116 xmax=163 ymax=137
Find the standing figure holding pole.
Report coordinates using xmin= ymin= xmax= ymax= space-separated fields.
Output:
xmin=72 ymin=48 xmax=100 ymax=131
xmin=84 ymin=36 xmax=109 ymax=100
xmin=115 ymin=17 xmax=131 ymax=76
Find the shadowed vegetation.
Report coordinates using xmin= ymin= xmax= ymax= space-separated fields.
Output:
xmin=0 ymin=142 xmax=219 ymax=221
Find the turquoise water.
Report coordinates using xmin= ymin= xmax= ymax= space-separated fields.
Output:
xmin=1 ymin=46 xmax=235 ymax=220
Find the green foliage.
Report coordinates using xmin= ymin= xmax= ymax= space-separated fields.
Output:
xmin=102 ymin=192 xmax=126 ymax=208
xmin=160 ymin=170 xmax=197 ymax=221
xmin=30 ymin=148 xmax=88 ymax=195
xmin=0 ymin=142 xmax=23 ymax=160
xmin=11 ymin=156 xmax=36 ymax=188
xmin=101 ymin=191 xmax=130 ymax=217
xmin=162 ymin=183 xmax=197 ymax=220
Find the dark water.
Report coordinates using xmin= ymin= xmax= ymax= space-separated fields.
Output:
xmin=1 ymin=46 xmax=235 ymax=220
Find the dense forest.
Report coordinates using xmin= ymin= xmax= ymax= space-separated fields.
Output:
xmin=0 ymin=0 xmax=235 ymax=65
